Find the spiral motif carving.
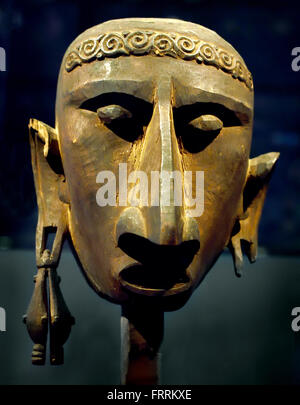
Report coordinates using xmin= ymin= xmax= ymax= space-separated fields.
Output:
xmin=153 ymin=33 xmax=174 ymax=54
xmin=175 ymin=36 xmax=197 ymax=59
xmin=199 ymin=43 xmax=217 ymax=64
xmin=219 ymin=51 xmax=235 ymax=71
xmin=125 ymin=31 xmax=150 ymax=51
xmin=179 ymin=37 xmax=195 ymax=52
xmin=100 ymin=33 xmax=126 ymax=56
xmin=246 ymin=73 xmax=253 ymax=90
xmin=78 ymin=39 xmax=100 ymax=61
xmin=65 ymin=30 xmax=253 ymax=90
xmin=65 ymin=51 xmax=82 ymax=72
xmin=233 ymin=61 xmax=245 ymax=79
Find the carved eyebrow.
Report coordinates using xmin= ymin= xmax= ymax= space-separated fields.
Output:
xmin=67 ymin=79 xmax=154 ymax=107
xmin=80 ymin=92 xmax=153 ymax=115
xmin=80 ymin=93 xmax=247 ymax=127
xmin=173 ymin=102 xmax=248 ymax=126
xmin=172 ymin=79 xmax=253 ymax=121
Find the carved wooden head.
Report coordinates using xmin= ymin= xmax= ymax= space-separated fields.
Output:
xmin=29 ymin=18 xmax=279 ymax=311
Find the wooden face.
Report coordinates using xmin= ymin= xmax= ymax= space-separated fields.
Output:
xmin=56 ymin=52 xmax=253 ymax=308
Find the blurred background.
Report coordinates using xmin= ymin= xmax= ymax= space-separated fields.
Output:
xmin=0 ymin=0 xmax=300 ymax=385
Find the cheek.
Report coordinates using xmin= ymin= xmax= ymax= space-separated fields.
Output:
xmin=60 ymin=108 xmax=132 ymax=167
xmin=183 ymin=127 xmax=251 ymax=258
xmin=202 ymin=127 xmax=250 ymax=193
xmin=58 ymin=108 xmax=139 ymax=199
xmin=56 ymin=109 xmax=134 ymax=298
xmin=57 ymin=108 xmax=140 ymax=252
xmin=183 ymin=126 xmax=251 ymax=193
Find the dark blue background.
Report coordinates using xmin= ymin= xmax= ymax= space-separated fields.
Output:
xmin=0 ymin=0 xmax=299 ymax=253
xmin=0 ymin=0 xmax=300 ymax=386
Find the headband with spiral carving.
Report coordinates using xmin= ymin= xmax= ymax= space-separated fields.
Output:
xmin=65 ymin=30 xmax=253 ymax=91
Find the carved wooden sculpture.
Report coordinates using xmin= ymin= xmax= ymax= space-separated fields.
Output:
xmin=24 ymin=18 xmax=279 ymax=383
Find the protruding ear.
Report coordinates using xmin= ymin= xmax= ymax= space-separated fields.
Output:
xmin=29 ymin=118 xmax=70 ymax=265
xmin=29 ymin=118 xmax=60 ymax=158
xmin=229 ymin=152 xmax=280 ymax=276
xmin=25 ymin=119 xmax=74 ymax=366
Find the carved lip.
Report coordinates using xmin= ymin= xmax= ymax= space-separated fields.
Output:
xmin=119 ymin=263 xmax=192 ymax=297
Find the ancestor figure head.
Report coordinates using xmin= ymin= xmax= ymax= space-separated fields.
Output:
xmin=29 ymin=18 xmax=279 ymax=311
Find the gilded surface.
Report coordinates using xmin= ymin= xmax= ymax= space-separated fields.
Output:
xmin=25 ymin=19 xmax=278 ymax=379
xmin=65 ymin=30 xmax=253 ymax=90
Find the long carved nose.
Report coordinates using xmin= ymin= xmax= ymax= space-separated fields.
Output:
xmin=116 ymin=79 xmax=200 ymax=282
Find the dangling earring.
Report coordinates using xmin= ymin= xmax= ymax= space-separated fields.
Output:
xmin=23 ymin=222 xmax=75 ymax=365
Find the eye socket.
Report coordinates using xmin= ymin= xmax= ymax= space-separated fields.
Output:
xmin=180 ymin=116 xmax=221 ymax=154
xmin=174 ymin=103 xmax=242 ymax=153
xmin=80 ymin=92 xmax=153 ymax=143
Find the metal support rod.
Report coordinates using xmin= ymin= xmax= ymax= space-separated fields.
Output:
xmin=121 ymin=298 xmax=164 ymax=385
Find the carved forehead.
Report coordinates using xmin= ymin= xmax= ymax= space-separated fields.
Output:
xmin=55 ymin=19 xmax=254 ymax=122
xmin=59 ymin=18 xmax=253 ymax=92
xmin=66 ymin=18 xmax=242 ymax=57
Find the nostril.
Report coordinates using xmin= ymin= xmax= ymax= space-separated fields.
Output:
xmin=118 ymin=233 xmax=151 ymax=264
xmin=180 ymin=239 xmax=200 ymax=268
xmin=116 ymin=208 xmax=200 ymax=291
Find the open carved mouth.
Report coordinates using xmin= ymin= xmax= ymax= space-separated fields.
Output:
xmin=117 ymin=233 xmax=199 ymax=296
xmin=119 ymin=263 xmax=192 ymax=296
